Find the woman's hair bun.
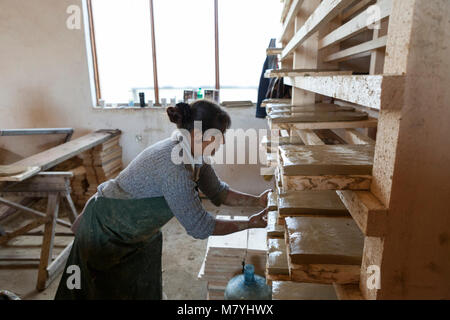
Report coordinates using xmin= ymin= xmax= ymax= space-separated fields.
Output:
xmin=167 ymin=103 xmax=192 ymax=128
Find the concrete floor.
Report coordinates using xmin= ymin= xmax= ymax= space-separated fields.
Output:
xmin=0 ymin=199 xmax=260 ymax=300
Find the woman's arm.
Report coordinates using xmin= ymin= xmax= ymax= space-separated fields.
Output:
xmin=223 ymin=189 xmax=272 ymax=208
xmin=212 ymin=209 xmax=268 ymax=236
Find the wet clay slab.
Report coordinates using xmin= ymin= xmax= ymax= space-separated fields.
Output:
xmin=269 ymin=111 xmax=368 ymax=123
xmin=285 ymin=216 xmax=364 ymax=266
xmin=267 ymin=239 xmax=289 ymax=276
xmin=280 ymin=144 xmax=375 ymax=176
xmin=267 ymin=211 xmax=285 ymax=238
xmin=278 ymin=191 xmax=350 ymax=218
xmin=272 ymin=281 xmax=337 ymax=300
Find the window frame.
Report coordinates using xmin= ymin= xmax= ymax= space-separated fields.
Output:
xmin=86 ymin=0 xmax=221 ymax=106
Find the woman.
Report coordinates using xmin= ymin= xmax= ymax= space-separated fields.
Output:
xmin=55 ymin=100 xmax=270 ymax=300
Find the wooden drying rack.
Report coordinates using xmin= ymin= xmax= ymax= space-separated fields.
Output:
xmin=263 ymin=0 xmax=450 ymax=300
xmin=0 ymin=129 xmax=121 ymax=291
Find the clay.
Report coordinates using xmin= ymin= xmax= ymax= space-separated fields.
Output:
xmin=272 ymin=281 xmax=337 ymax=300
xmin=285 ymin=216 xmax=364 ymax=266
xmin=278 ymin=190 xmax=350 ymax=217
xmin=280 ymin=144 xmax=374 ymax=176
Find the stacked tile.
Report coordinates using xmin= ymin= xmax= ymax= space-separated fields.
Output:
xmin=79 ymin=136 xmax=122 ymax=201
xmin=69 ymin=166 xmax=88 ymax=207
xmin=198 ymin=216 xmax=267 ymax=300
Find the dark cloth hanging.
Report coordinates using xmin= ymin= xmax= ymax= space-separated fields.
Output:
xmin=256 ymin=39 xmax=278 ymax=119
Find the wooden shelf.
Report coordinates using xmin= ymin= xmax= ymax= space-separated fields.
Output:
xmin=265 ymin=69 xmax=351 ymax=78
xmin=336 ymin=191 xmax=387 ymax=237
xmin=284 ymin=74 xmax=404 ymax=110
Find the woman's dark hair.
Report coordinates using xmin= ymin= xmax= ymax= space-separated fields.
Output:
xmin=167 ymin=100 xmax=231 ymax=133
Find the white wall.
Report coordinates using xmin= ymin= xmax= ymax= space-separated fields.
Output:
xmin=0 ymin=0 xmax=272 ymax=194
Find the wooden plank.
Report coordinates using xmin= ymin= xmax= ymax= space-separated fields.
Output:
xmin=319 ymin=0 xmax=392 ymax=49
xmin=341 ymin=0 xmax=374 ymax=21
xmin=285 ymin=216 xmax=364 ymax=265
xmin=272 ymin=281 xmax=337 ymax=300
xmin=270 ymin=117 xmax=378 ymax=131
xmin=46 ymin=240 xmax=73 ymax=285
xmin=37 ymin=193 xmax=60 ymax=291
xmin=281 ymin=0 xmax=293 ymax=23
xmin=0 ymin=166 xmax=41 ymax=182
xmin=269 ymin=111 xmax=369 ymax=124
xmin=267 ymin=103 xmax=355 ymax=114
xmin=337 ymin=191 xmax=387 ymax=237
xmin=333 ymin=283 xmax=364 ymax=300
xmin=267 ymin=48 xmax=284 ymax=56
xmin=265 ymin=69 xmax=351 ymax=78
xmin=0 ymin=217 xmax=49 ymax=245
xmin=278 ymin=191 xmax=350 ymax=218
xmin=12 ymin=130 xmax=121 ymax=172
xmin=324 ymin=36 xmax=388 ymax=63
xmin=282 ymin=0 xmax=355 ymax=59
xmin=342 ymin=129 xmax=375 ymax=145
xmin=314 ymin=129 xmax=348 ymax=145
xmin=284 ymin=75 xmax=403 ymax=110
xmin=261 ymin=99 xmax=291 ymax=107
xmin=279 ymin=144 xmax=374 ymax=176
xmin=280 ymin=0 xmax=305 ymax=42
xmin=296 ymin=129 xmax=325 ymax=146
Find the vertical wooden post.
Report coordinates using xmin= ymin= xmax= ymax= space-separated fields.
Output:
xmin=291 ymin=0 xmax=321 ymax=137
xmin=37 ymin=193 xmax=60 ymax=291
xmin=149 ymin=0 xmax=160 ymax=105
xmin=214 ymin=0 xmax=220 ymax=90
xmin=86 ymin=0 xmax=101 ymax=105
xmin=363 ymin=0 xmax=450 ymax=299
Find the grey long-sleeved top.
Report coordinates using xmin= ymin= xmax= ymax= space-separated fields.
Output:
xmin=96 ymin=137 xmax=229 ymax=240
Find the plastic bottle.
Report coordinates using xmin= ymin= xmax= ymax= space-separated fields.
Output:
xmin=197 ymin=88 xmax=203 ymax=99
xmin=224 ymin=264 xmax=272 ymax=300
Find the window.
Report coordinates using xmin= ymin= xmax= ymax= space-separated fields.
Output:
xmin=90 ymin=0 xmax=154 ymax=104
xmin=218 ymin=0 xmax=282 ymax=102
xmin=88 ymin=0 xmax=282 ymax=105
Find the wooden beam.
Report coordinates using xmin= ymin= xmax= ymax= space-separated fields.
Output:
xmin=342 ymin=129 xmax=375 ymax=145
xmin=319 ymin=0 xmax=392 ymax=50
xmin=280 ymin=0 xmax=305 ymax=42
xmin=282 ymin=0 xmax=355 ymax=59
xmin=270 ymin=117 xmax=378 ymax=131
xmin=12 ymin=131 xmax=120 ymax=172
xmin=324 ymin=36 xmax=388 ymax=63
xmin=284 ymin=75 xmax=404 ymax=109
xmin=337 ymin=191 xmax=387 ymax=237
xmin=296 ymin=129 xmax=325 ymax=145
xmin=265 ymin=69 xmax=351 ymax=78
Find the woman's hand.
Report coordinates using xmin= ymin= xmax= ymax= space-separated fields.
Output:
xmin=257 ymin=190 xmax=273 ymax=208
xmin=249 ymin=208 xmax=269 ymax=229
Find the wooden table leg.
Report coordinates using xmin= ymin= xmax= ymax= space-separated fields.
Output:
xmin=36 ymin=193 xmax=60 ymax=291
xmin=64 ymin=192 xmax=78 ymax=224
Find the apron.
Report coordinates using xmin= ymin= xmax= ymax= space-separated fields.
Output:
xmin=54 ymin=196 xmax=174 ymax=300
